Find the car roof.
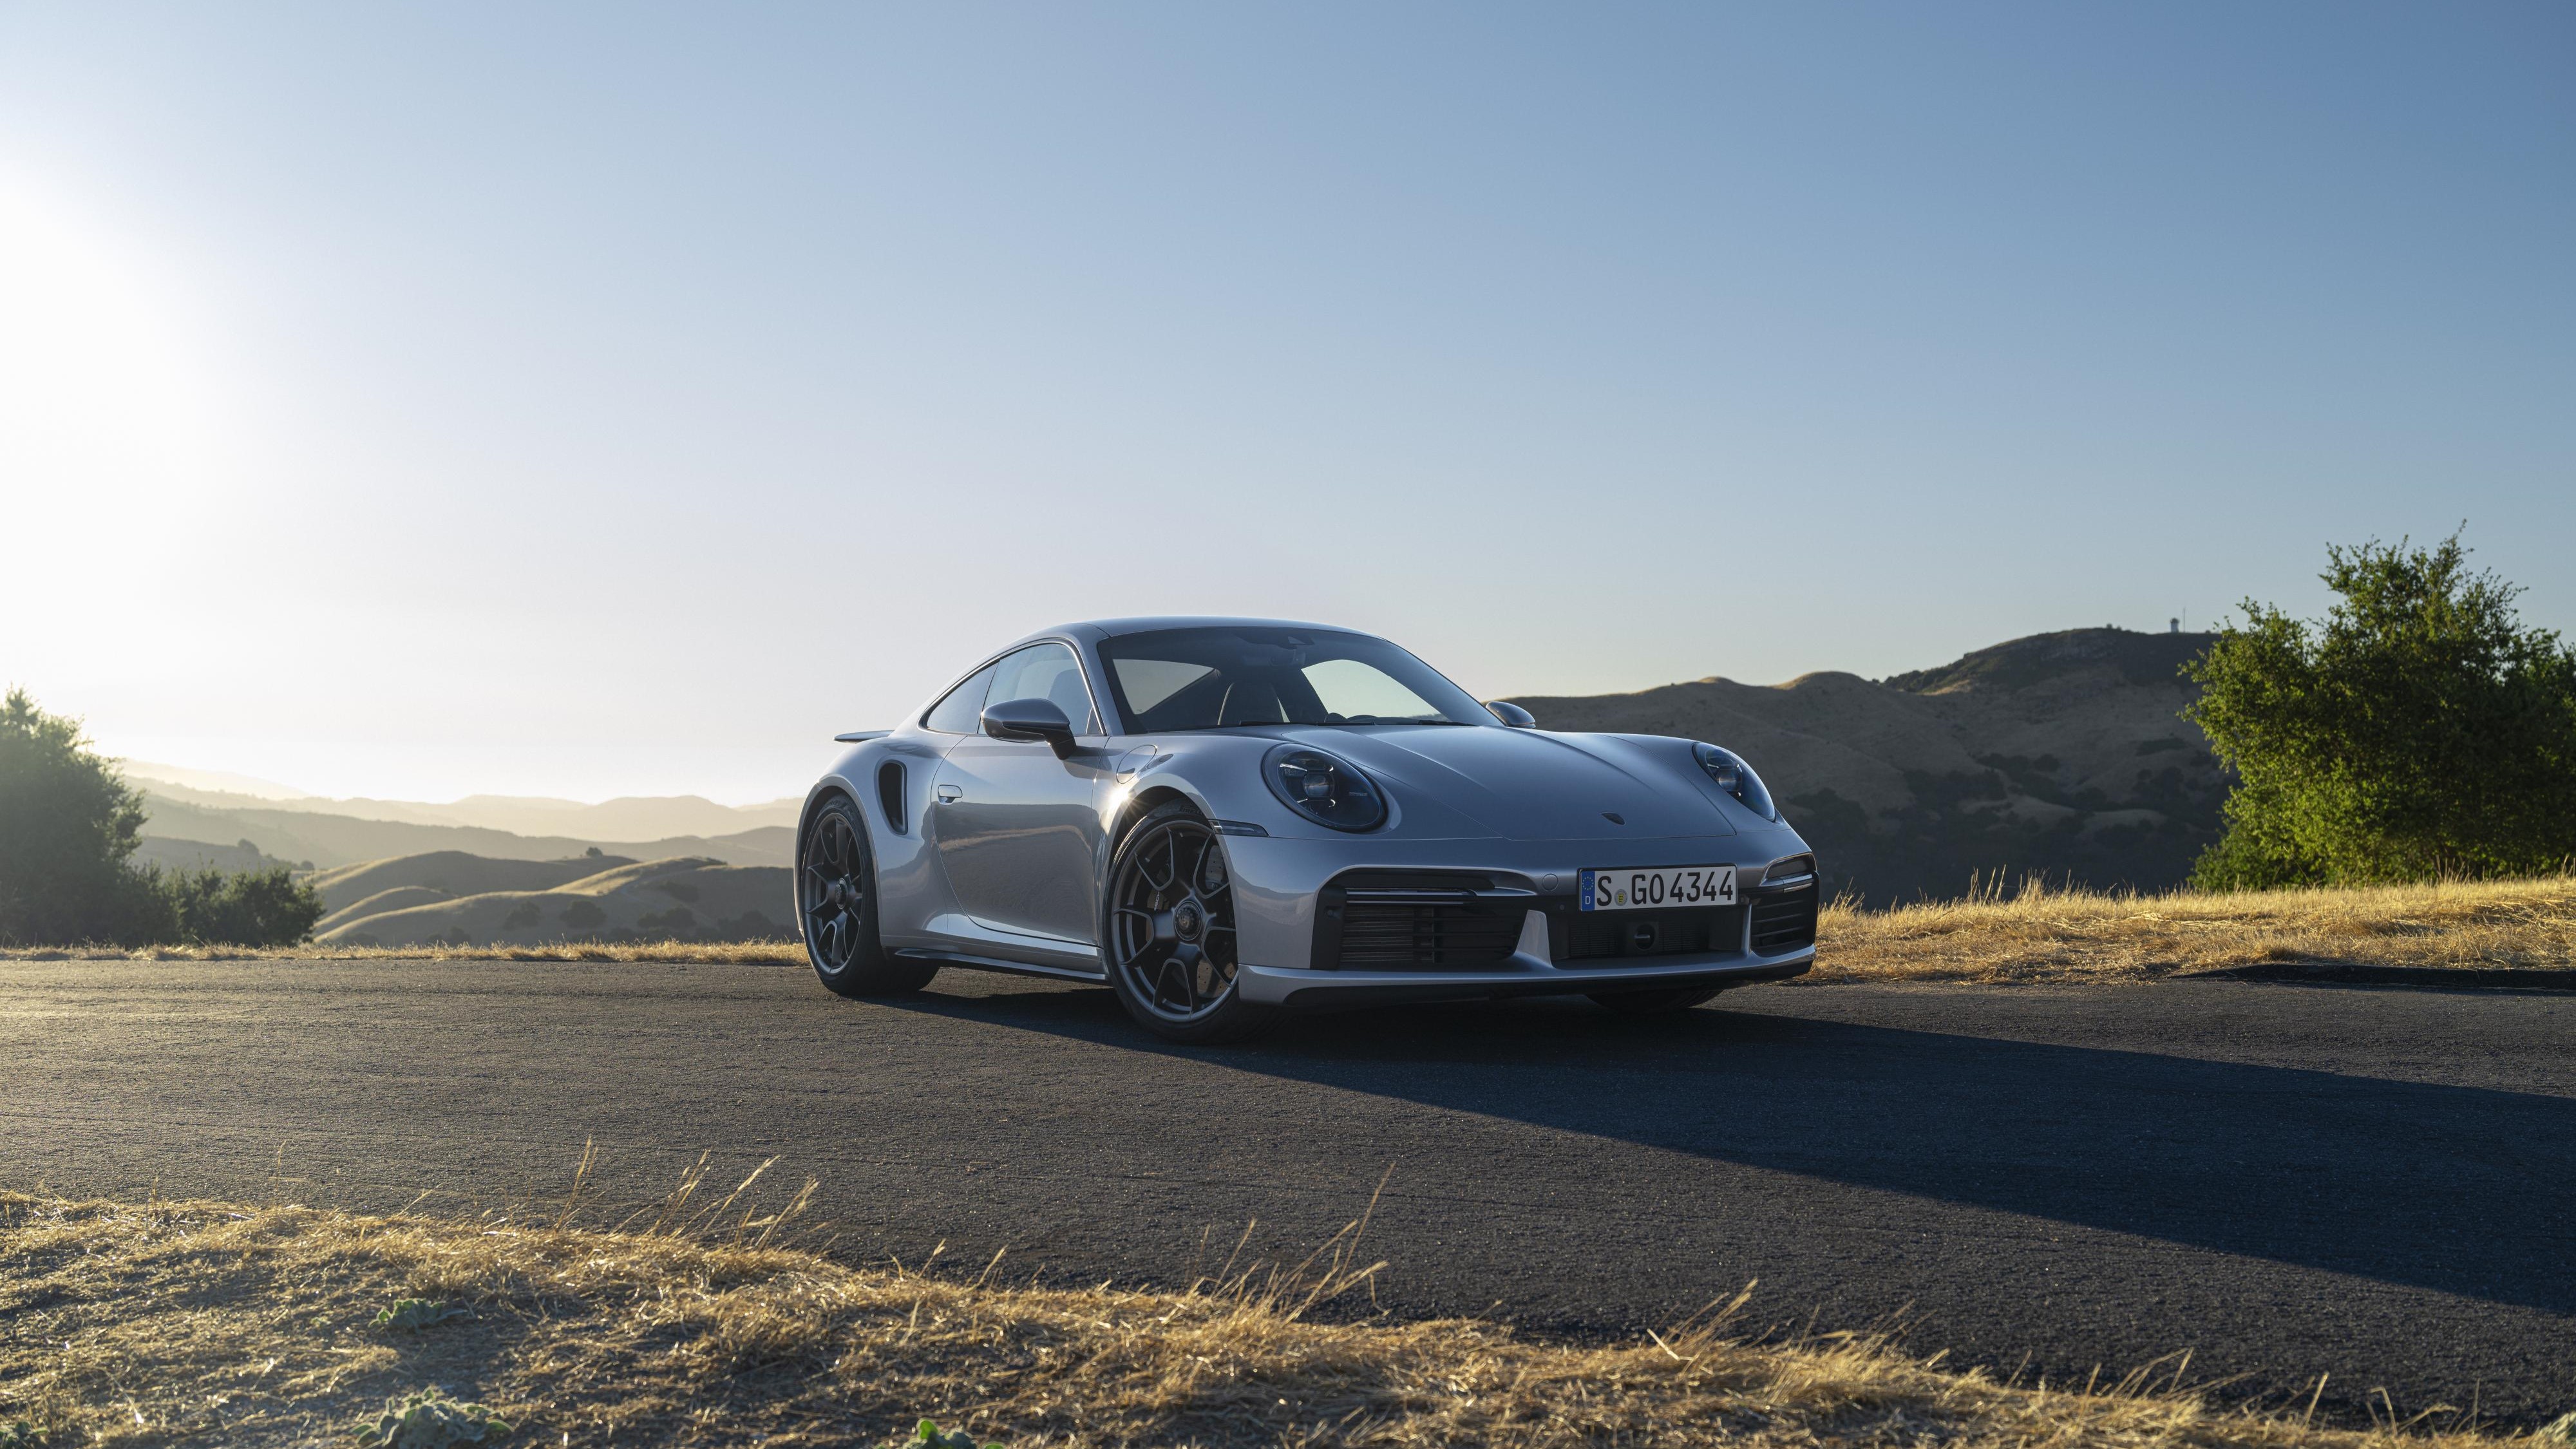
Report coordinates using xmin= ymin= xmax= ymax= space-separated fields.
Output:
xmin=1007 ymin=617 xmax=1376 ymax=651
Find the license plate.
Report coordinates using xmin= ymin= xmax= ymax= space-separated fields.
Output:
xmin=1579 ymin=864 xmax=1736 ymax=911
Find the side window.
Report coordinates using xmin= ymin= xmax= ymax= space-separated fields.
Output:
xmin=985 ymin=643 xmax=1101 ymax=734
xmin=922 ymin=665 xmax=996 ymax=734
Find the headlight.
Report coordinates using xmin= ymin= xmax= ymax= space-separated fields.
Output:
xmin=1694 ymin=743 xmax=1777 ymax=820
xmin=1262 ymin=744 xmax=1387 ymax=831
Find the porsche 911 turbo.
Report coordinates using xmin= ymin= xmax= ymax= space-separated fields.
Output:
xmin=799 ymin=619 xmax=1818 ymax=1041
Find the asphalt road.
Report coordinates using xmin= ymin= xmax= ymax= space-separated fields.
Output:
xmin=6 ymin=959 xmax=2572 ymax=1424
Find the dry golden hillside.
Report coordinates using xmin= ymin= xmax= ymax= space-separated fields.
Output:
xmin=308 ymin=850 xmax=640 ymax=912
xmin=313 ymin=857 xmax=792 ymax=949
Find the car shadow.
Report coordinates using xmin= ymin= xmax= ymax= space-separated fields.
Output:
xmin=884 ymin=980 xmax=2576 ymax=1318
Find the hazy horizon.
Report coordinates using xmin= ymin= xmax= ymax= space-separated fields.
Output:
xmin=6 ymin=5 xmax=2569 ymax=804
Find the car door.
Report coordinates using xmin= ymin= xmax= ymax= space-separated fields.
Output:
xmin=866 ymin=661 xmax=995 ymax=948
xmin=928 ymin=642 xmax=1114 ymax=946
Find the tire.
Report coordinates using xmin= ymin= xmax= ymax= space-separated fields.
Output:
xmin=799 ymin=795 xmax=936 ymax=999
xmin=1589 ymin=985 xmax=1724 ymax=1015
xmin=1103 ymin=800 xmax=1276 ymax=1044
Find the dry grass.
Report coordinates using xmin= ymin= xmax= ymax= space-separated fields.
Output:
xmin=1811 ymin=875 xmax=2576 ymax=985
xmin=5 ymin=877 xmax=2574 ymax=989
xmin=0 ymin=938 xmax=808 ymax=965
xmin=0 ymin=1175 xmax=2542 ymax=1449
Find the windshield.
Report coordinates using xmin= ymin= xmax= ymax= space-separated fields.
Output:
xmin=1097 ymin=627 xmax=1494 ymax=732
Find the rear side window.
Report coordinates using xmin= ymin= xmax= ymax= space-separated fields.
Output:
xmin=922 ymin=665 xmax=996 ymax=734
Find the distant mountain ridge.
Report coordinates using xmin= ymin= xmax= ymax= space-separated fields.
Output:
xmin=117 ymin=768 xmax=797 ymax=841
xmin=1510 ymin=627 xmax=2227 ymax=904
xmin=135 ymin=793 xmax=793 ymax=870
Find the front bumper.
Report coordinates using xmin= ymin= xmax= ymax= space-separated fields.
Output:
xmin=1220 ymin=828 xmax=1817 ymax=1009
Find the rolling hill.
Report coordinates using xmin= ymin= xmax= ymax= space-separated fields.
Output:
xmin=307 ymin=851 xmax=644 ymax=913
xmin=1510 ymin=627 xmax=2227 ymax=904
xmin=131 ymin=836 xmax=303 ymax=876
xmin=311 ymin=854 xmax=794 ymax=947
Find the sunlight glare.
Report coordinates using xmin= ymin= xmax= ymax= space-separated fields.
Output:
xmin=0 ymin=170 xmax=225 ymax=575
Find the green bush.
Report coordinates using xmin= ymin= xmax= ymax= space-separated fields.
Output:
xmin=372 ymin=1298 xmax=466 ymax=1331
xmin=0 ymin=688 xmax=325 ymax=946
xmin=2185 ymin=533 xmax=2576 ymax=887
xmin=160 ymin=865 xmax=325 ymax=945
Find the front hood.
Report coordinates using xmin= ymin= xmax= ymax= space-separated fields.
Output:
xmin=1273 ymin=725 xmax=1732 ymax=840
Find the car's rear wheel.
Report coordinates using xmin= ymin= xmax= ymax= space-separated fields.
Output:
xmin=800 ymin=795 xmax=936 ymax=998
xmin=1589 ymin=985 xmax=1724 ymax=1015
xmin=1104 ymin=801 xmax=1274 ymax=1043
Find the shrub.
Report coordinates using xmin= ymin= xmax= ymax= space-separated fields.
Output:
xmin=2186 ymin=533 xmax=2576 ymax=887
xmin=0 ymin=688 xmax=325 ymax=946
xmin=161 ymin=866 xmax=326 ymax=946
xmin=354 ymin=1387 xmax=507 ymax=1447
xmin=372 ymin=1298 xmax=466 ymax=1331
xmin=637 ymin=905 xmax=697 ymax=936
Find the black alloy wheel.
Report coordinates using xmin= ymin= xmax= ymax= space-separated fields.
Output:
xmin=1105 ymin=802 xmax=1272 ymax=1041
xmin=799 ymin=795 xmax=935 ymax=998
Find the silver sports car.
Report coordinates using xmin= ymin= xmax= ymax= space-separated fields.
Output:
xmin=799 ymin=618 xmax=1818 ymax=1041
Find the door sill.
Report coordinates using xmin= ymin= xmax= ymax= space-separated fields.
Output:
xmin=893 ymin=948 xmax=1107 ymax=984
xmin=922 ymin=911 xmax=1102 ymax=965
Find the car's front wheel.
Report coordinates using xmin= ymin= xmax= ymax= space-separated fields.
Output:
xmin=800 ymin=795 xmax=937 ymax=999
xmin=1103 ymin=801 xmax=1274 ymax=1043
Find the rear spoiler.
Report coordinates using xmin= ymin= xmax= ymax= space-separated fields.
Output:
xmin=833 ymin=730 xmax=893 ymax=743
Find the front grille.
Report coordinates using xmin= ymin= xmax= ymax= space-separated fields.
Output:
xmin=1563 ymin=905 xmax=1743 ymax=961
xmin=1337 ymin=902 xmax=1524 ymax=967
xmin=1748 ymin=887 xmax=1818 ymax=953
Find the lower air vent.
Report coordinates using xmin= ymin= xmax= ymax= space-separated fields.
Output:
xmin=1312 ymin=872 xmax=1528 ymax=970
xmin=1338 ymin=902 xmax=1523 ymax=967
xmin=1748 ymin=887 xmax=1818 ymax=953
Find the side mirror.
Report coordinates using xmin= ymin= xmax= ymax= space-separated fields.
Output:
xmin=1486 ymin=700 xmax=1537 ymax=728
xmin=981 ymin=697 xmax=1079 ymax=758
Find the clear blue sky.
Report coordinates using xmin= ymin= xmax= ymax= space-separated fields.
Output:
xmin=3 ymin=3 xmax=2569 ymax=802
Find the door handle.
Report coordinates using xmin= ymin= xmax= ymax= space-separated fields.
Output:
xmin=936 ymin=784 xmax=963 ymax=803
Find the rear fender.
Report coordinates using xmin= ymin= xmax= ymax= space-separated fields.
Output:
xmin=804 ymin=734 xmax=960 ymax=949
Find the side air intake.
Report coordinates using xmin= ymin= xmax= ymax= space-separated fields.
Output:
xmin=876 ymin=761 xmax=908 ymax=835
